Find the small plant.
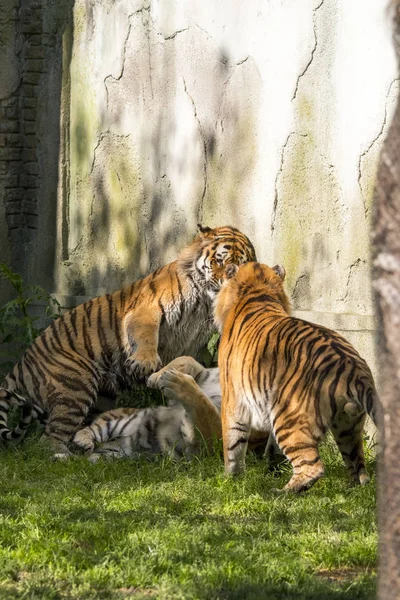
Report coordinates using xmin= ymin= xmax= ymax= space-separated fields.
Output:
xmin=0 ymin=263 xmax=61 ymax=377
xmin=198 ymin=332 xmax=220 ymax=368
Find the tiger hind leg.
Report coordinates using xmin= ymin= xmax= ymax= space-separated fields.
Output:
xmin=272 ymin=419 xmax=325 ymax=492
xmin=331 ymin=410 xmax=369 ymax=486
xmin=222 ymin=397 xmax=250 ymax=475
xmin=45 ymin=388 xmax=97 ymax=459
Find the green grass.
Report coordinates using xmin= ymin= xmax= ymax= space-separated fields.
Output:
xmin=0 ymin=438 xmax=377 ymax=600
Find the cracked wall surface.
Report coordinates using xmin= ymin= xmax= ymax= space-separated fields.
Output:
xmin=1 ymin=0 xmax=397 ymax=377
xmin=54 ymin=0 xmax=397 ymax=374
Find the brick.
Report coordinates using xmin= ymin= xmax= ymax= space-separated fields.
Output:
xmin=29 ymin=1 xmax=43 ymax=9
xmin=25 ymin=59 xmax=43 ymax=72
xmin=0 ymin=135 xmax=6 ymax=147
xmin=23 ymin=108 xmax=36 ymax=121
xmin=6 ymin=134 xmax=23 ymax=147
xmin=1 ymin=96 xmax=18 ymax=108
xmin=7 ymin=162 xmax=22 ymax=176
xmin=0 ymin=147 xmax=21 ymax=161
xmin=24 ymin=162 xmax=39 ymax=175
xmin=20 ymin=22 xmax=42 ymax=35
xmin=21 ymin=149 xmax=36 ymax=161
xmin=43 ymin=34 xmax=56 ymax=46
xmin=4 ymin=175 xmax=19 ymax=187
xmin=4 ymin=107 xmax=19 ymax=119
xmin=22 ymin=84 xmax=34 ymax=97
xmin=26 ymin=214 xmax=38 ymax=228
xmin=20 ymin=174 xmax=37 ymax=188
xmin=23 ymin=122 xmax=36 ymax=134
xmin=23 ymin=97 xmax=38 ymax=108
xmin=23 ymin=72 xmax=41 ymax=85
xmin=23 ymin=46 xmax=45 ymax=59
xmin=5 ymin=200 xmax=22 ymax=214
xmin=5 ymin=188 xmax=25 ymax=201
xmin=25 ymin=135 xmax=37 ymax=148
xmin=25 ymin=35 xmax=42 ymax=45
xmin=33 ymin=86 xmax=40 ymax=97
xmin=0 ymin=121 xmax=19 ymax=133
xmin=22 ymin=199 xmax=38 ymax=214
xmin=7 ymin=214 xmax=25 ymax=228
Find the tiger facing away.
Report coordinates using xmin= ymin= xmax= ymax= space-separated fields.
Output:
xmin=73 ymin=356 xmax=222 ymax=461
xmin=214 ymin=262 xmax=380 ymax=493
xmin=0 ymin=225 xmax=256 ymax=457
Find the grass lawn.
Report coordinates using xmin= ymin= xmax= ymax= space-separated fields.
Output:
xmin=0 ymin=434 xmax=376 ymax=600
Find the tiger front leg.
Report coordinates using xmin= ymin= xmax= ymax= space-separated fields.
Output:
xmin=147 ymin=356 xmax=205 ymax=389
xmin=222 ymin=395 xmax=250 ymax=476
xmin=123 ymin=310 xmax=162 ymax=382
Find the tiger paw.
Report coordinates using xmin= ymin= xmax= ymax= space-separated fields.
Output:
xmin=73 ymin=428 xmax=95 ymax=455
xmin=127 ymin=351 xmax=162 ymax=382
xmin=156 ymin=369 xmax=197 ymax=402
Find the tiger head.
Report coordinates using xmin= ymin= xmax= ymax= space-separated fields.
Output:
xmin=214 ymin=261 xmax=290 ymax=330
xmin=178 ymin=225 xmax=257 ymax=296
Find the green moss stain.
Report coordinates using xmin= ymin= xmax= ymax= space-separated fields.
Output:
xmin=274 ymin=89 xmax=341 ymax=300
xmin=68 ymin=2 xmax=100 ymax=251
xmin=203 ymin=112 xmax=257 ymax=224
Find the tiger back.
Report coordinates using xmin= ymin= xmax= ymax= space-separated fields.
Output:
xmin=0 ymin=225 xmax=256 ymax=457
xmin=214 ymin=262 xmax=380 ymax=493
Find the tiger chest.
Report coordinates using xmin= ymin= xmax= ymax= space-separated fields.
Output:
xmin=158 ymin=293 xmax=215 ymax=364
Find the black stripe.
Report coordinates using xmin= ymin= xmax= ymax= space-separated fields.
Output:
xmin=228 ymin=437 xmax=248 ymax=451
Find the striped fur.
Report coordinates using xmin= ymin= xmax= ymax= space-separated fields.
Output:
xmin=214 ymin=262 xmax=380 ymax=493
xmin=74 ymin=356 xmax=281 ymax=463
xmin=0 ymin=226 xmax=256 ymax=456
xmin=73 ymin=356 xmax=222 ymax=461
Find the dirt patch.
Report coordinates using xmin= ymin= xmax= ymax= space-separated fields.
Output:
xmin=316 ymin=565 xmax=376 ymax=583
xmin=117 ymin=587 xmax=157 ymax=597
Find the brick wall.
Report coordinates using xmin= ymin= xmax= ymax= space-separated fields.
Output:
xmin=0 ymin=0 xmax=55 ymax=237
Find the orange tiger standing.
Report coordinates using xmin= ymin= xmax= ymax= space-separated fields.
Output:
xmin=0 ymin=225 xmax=256 ymax=457
xmin=214 ymin=262 xmax=380 ymax=493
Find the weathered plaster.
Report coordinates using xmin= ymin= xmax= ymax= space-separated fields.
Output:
xmin=52 ymin=0 xmax=398 ymax=377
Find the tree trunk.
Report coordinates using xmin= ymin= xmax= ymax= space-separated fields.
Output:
xmin=372 ymin=5 xmax=400 ymax=598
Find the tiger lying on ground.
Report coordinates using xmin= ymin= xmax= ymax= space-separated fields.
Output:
xmin=73 ymin=356 xmax=222 ymax=461
xmin=73 ymin=356 xmax=281 ymax=463
xmin=214 ymin=261 xmax=380 ymax=493
xmin=0 ymin=225 xmax=256 ymax=457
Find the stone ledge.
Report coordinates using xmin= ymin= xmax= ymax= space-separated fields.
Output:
xmin=292 ymin=310 xmax=376 ymax=332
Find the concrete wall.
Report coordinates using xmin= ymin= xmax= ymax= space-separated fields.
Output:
xmin=0 ymin=0 xmax=398 ymax=380
xmin=52 ymin=0 xmax=397 ymax=378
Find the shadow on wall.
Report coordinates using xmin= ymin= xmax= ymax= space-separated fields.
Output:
xmin=59 ymin=5 xmax=260 ymax=297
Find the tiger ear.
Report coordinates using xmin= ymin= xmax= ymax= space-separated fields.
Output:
xmin=225 ymin=263 xmax=239 ymax=280
xmin=272 ymin=264 xmax=286 ymax=281
xmin=197 ymin=224 xmax=214 ymax=238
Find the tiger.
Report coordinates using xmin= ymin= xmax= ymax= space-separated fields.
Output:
xmin=73 ymin=355 xmax=281 ymax=463
xmin=214 ymin=261 xmax=380 ymax=493
xmin=0 ymin=225 xmax=256 ymax=458
xmin=73 ymin=356 xmax=222 ymax=461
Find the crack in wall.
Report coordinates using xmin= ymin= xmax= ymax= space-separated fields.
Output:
xmin=292 ymin=0 xmax=324 ymax=102
xmin=163 ymin=28 xmax=189 ymax=40
xmin=340 ymin=257 xmax=364 ymax=302
xmin=182 ymin=76 xmax=207 ymax=224
xmin=103 ymin=8 xmax=146 ymax=110
xmin=271 ymin=132 xmax=307 ymax=233
xmin=357 ymin=77 xmax=399 ymax=218
xmin=273 ymin=0 xmax=324 ymax=234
